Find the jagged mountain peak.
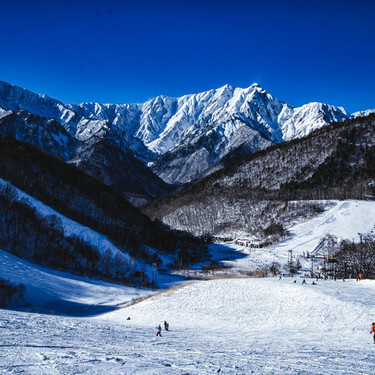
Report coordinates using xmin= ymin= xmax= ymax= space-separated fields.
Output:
xmin=250 ymin=82 xmax=261 ymax=88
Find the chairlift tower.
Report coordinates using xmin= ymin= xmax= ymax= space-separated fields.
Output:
xmin=288 ymin=250 xmax=293 ymax=271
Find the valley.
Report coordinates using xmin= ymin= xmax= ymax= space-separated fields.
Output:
xmin=0 ymin=80 xmax=375 ymax=374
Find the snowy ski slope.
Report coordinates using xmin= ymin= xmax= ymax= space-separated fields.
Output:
xmin=1 ymin=277 xmax=375 ymax=374
xmin=1 ymin=200 xmax=375 ymax=374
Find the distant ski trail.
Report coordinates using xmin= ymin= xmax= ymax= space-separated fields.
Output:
xmin=116 ymin=281 xmax=195 ymax=310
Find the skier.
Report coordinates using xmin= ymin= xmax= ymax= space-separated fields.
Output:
xmin=370 ymin=322 xmax=375 ymax=343
xmin=156 ymin=324 xmax=162 ymax=337
xmin=164 ymin=321 xmax=169 ymax=331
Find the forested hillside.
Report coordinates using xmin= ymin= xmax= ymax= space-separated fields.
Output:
xmin=143 ymin=114 xmax=375 ymax=239
xmin=0 ymin=136 xmax=209 ymax=282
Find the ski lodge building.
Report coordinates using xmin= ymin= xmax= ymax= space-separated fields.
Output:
xmin=235 ymin=238 xmax=268 ymax=248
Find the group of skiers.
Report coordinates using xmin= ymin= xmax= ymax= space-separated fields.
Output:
xmin=294 ymin=279 xmax=316 ymax=285
xmin=156 ymin=321 xmax=169 ymax=337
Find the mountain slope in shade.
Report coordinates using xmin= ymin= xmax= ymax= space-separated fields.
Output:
xmin=70 ymin=137 xmax=171 ymax=205
xmin=0 ymin=110 xmax=170 ymax=204
xmin=0 ymin=81 xmax=150 ymax=162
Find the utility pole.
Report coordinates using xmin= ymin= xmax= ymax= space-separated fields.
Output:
xmin=152 ymin=263 xmax=157 ymax=289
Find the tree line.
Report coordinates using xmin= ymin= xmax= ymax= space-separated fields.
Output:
xmin=334 ymin=234 xmax=375 ymax=279
xmin=0 ymin=184 xmax=141 ymax=284
xmin=0 ymin=278 xmax=25 ymax=308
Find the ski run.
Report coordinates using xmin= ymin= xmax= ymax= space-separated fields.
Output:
xmin=1 ymin=198 xmax=375 ymax=374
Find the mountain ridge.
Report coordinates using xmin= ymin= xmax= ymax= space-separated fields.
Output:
xmin=0 ymin=80 xmax=371 ymax=186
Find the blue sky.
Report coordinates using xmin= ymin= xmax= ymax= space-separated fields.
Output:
xmin=0 ymin=0 xmax=374 ymax=112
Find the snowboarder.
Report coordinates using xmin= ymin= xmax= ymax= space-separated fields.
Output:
xmin=370 ymin=322 xmax=375 ymax=343
xmin=312 ymin=281 xmax=316 ymax=285
xmin=293 ymin=280 xmax=297 ymax=284
xmin=156 ymin=324 xmax=162 ymax=337
xmin=302 ymin=279 xmax=306 ymax=284
xmin=164 ymin=321 xmax=169 ymax=331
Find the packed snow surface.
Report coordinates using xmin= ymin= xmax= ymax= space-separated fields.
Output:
xmin=1 ymin=200 xmax=375 ymax=374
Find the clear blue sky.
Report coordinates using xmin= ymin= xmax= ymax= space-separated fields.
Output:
xmin=1 ymin=0 xmax=374 ymax=112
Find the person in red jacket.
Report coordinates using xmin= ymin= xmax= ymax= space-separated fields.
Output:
xmin=370 ymin=322 xmax=375 ymax=343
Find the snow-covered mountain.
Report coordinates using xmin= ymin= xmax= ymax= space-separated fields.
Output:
xmin=352 ymin=109 xmax=375 ymax=118
xmin=147 ymin=86 xmax=351 ymax=183
xmin=71 ymin=83 xmax=350 ymax=161
xmin=0 ymin=80 xmax=362 ymax=184
xmin=0 ymin=110 xmax=78 ymax=160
